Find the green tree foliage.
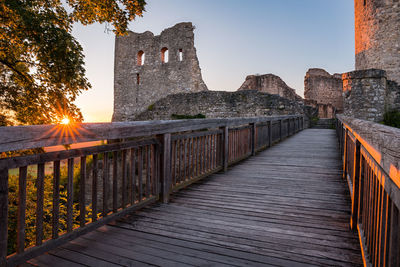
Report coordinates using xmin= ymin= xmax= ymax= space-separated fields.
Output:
xmin=0 ymin=0 xmax=146 ymax=125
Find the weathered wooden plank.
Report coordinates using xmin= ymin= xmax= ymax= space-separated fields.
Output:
xmin=0 ymin=138 xmax=159 ymax=170
xmin=23 ymin=129 xmax=362 ymax=267
xmin=0 ymin=115 xmax=303 ymax=153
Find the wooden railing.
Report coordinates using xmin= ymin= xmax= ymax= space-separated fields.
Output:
xmin=0 ymin=115 xmax=303 ymax=266
xmin=337 ymin=115 xmax=400 ymax=267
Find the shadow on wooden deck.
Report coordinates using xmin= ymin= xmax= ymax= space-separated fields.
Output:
xmin=26 ymin=129 xmax=362 ymax=267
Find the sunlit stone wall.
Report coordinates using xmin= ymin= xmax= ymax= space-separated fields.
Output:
xmin=355 ymin=0 xmax=400 ymax=85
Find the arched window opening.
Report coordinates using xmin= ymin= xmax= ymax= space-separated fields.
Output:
xmin=179 ymin=49 xmax=183 ymax=61
xmin=161 ymin=47 xmax=169 ymax=63
xmin=137 ymin=50 xmax=145 ymax=66
xmin=136 ymin=73 xmax=140 ymax=85
xmin=364 ymin=0 xmax=366 ymax=6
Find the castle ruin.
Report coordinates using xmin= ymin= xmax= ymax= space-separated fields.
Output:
xmin=355 ymin=0 xmax=400 ymax=85
xmin=238 ymin=74 xmax=303 ymax=102
xmin=304 ymin=69 xmax=343 ymax=118
xmin=112 ymin=0 xmax=400 ymax=124
xmin=112 ymin=22 xmax=208 ymax=122
xmin=342 ymin=0 xmax=400 ymax=122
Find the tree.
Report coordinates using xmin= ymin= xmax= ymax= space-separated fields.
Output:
xmin=0 ymin=0 xmax=146 ymax=125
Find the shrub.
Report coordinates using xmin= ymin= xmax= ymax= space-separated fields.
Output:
xmin=171 ymin=114 xmax=206 ymax=120
xmin=383 ymin=110 xmax=400 ymax=129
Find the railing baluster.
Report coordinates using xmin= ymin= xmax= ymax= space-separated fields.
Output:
xmin=188 ymin=138 xmax=192 ymax=178
xmin=183 ymin=139 xmax=187 ymax=181
xmin=91 ymin=155 xmax=98 ymax=222
xmin=160 ymin=134 xmax=171 ymax=203
xmin=146 ymin=145 xmax=151 ymax=198
xmin=195 ymin=137 xmax=199 ymax=176
xmin=36 ymin=163 xmax=45 ymax=245
xmin=177 ymin=139 xmax=181 ymax=183
xmin=138 ymin=147 xmax=143 ymax=202
xmin=67 ymin=158 xmax=74 ymax=232
xmin=112 ymin=151 xmax=118 ymax=213
xmin=79 ymin=156 xmax=86 ymax=227
xmin=17 ymin=166 xmax=27 ymax=253
xmin=171 ymin=141 xmax=175 ymax=186
xmin=130 ymin=148 xmax=136 ymax=204
xmin=102 ymin=153 xmax=109 ymax=217
xmin=388 ymin=203 xmax=399 ymax=266
xmin=52 ymin=161 xmax=60 ymax=238
xmin=0 ymin=167 xmax=8 ymax=266
xmin=122 ymin=150 xmax=127 ymax=208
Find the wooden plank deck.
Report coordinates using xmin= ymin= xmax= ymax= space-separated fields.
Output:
xmin=26 ymin=129 xmax=362 ymax=266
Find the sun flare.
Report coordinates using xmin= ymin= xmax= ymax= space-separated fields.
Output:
xmin=60 ymin=117 xmax=70 ymax=125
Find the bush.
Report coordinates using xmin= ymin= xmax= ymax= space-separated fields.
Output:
xmin=147 ymin=104 xmax=154 ymax=111
xmin=383 ymin=110 xmax=400 ymax=129
xmin=171 ymin=114 xmax=206 ymax=120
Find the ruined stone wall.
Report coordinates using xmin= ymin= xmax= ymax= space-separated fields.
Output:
xmin=304 ymin=68 xmax=343 ymax=112
xmin=134 ymin=90 xmax=304 ymax=121
xmin=238 ymin=74 xmax=303 ymax=102
xmin=342 ymin=69 xmax=388 ymax=122
xmin=304 ymin=99 xmax=335 ymax=119
xmin=113 ymin=22 xmax=208 ymax=122
xmin=355 ymin=0 xmax=400 ymax=85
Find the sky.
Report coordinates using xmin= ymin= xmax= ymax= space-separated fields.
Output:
xmin=72 ymin=0 xmax=355 ymax=122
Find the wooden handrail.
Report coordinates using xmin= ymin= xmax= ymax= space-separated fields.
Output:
xmin=0 ymin=115 xmax=304 ymax=266
xmin=336 ymin=115 xmax=400 ymax=267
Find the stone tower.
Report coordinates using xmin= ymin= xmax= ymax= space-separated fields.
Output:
xmin=355 ymin=0 xmax=400 ymax=84
xmin=112 ymin=22 xmax=208 ymax=121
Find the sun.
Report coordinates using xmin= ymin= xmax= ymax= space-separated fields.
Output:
xmin=60 ymin=117 xmax=70 ymax=125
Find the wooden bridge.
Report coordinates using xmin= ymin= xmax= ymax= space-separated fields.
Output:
xmin=0 ymin=115 xmax=399 ymax=266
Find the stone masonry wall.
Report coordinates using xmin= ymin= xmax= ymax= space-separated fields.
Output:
xmin=304 ymin=68 xmax=343 ymax=112
xmin=238 ymin=74 xmax=303 ymax=102
xmin=342 ymin=69 xmax=388 ymax=122
xmin=355 ymin=0 xmax=400 ymax=85
xmin=134 ymin=90 xmax=304 ymax=121
xmin=113 ymin=22 xmax=208 ymax=122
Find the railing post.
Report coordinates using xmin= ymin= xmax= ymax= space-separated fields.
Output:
xmin=159 ymin=133 xmax=171 ymax=203
xmin=268 ymin=120 xmax=273 ymax=147
xmin=350 ymin=139 xmax=361 ymax=230
xmin=251 ymin=123 xmax=256 ymax=156
xmin=342 ymin=128 xmax=348 ymax=181
xmin=0 ymin=167 xmax=8 ymax=267
xmin=221 ymin=126 xmax=229 ymax=172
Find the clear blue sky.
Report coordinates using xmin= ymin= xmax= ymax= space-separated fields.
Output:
xmin=72 ymin=0 xmax=355 ymax=122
